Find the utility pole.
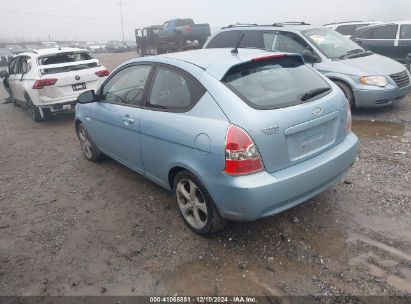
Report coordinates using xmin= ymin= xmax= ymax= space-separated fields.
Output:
xmin=119 ymin=1 xmax=125 ymax=41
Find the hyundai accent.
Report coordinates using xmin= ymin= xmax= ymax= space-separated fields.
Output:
xmin=75 ymin=48 xmax=358 ymax=235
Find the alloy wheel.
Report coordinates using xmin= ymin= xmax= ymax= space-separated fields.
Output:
xmin=176 ymin=178 xmax=208 ymax=229
xmin=78 ymin=126 xmax=93 ymax=159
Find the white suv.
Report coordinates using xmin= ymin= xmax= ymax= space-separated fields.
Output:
xmin=4 ymin=48 xmax=109 ymax=121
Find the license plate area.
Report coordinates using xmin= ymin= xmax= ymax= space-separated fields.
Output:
xmin=286 ymin=118 xmax=339 ymax=161
xmin=72 ymin=83 xmax=86 ymax=91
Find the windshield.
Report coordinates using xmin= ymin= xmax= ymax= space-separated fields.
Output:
xmin=303 ymin=28 xmax=366 ymax=59
xmin=222 ymin=56 xmax=331 ymax=110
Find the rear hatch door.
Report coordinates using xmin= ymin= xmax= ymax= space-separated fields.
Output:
xmin=220 ymin=54 xmax=350 ymax=173
xmin=37 ymin=51 xmax=104 ymax=98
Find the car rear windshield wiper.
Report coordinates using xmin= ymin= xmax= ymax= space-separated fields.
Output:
xmin=301 ymin=87 xmax=331 ymax=102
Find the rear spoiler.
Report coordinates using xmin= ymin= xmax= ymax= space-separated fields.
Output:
xmin=220 ymin=53 xmax=305 ymax=80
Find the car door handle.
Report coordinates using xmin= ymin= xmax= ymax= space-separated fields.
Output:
xmin=122 ymin=117 xmax=134 ymax=124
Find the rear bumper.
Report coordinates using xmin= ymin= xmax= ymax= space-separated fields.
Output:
xmin=208 ymin=133 xmax=358 ymax=221
xmin=353 ymin=84 xmax=411 ymax=107
xmin=40 ymin=101 xmax=77 ymax=112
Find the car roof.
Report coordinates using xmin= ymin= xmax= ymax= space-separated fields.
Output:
xmin=360 ymin=20 xmax=411 ymax=26
xmin=217 ymin=24 xmax=321 ymax=33
xmin=391 ymin=20 xmax=411 ymax=25
xmin=324 ymin=21 xmax=380 ymax=26
xmin=17 ymin=47 xmax=90 ymax=57
xmin=128 ymin=48 xmax=300 ymax=80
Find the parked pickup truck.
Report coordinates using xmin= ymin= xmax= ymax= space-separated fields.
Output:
xmin=154 ymin=18 xmax=211 ymax=47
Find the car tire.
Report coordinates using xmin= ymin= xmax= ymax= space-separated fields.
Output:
xmin=77 ymin=123 xmax=103 ymax=162
xmin=334 ymin=80 xmax=355 ymax=108
xmin=25 ymin=94 xmax=42 ymax=122
xmin=10 ymin=91 xmax=19 ymax=107
xmin=173 ymin=170 xmax=227 ymax=235
xmin=42 ymin=108 xmax=52 ymax=120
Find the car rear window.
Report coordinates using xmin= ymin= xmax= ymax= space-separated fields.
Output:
xmin=38 ymin=52 xmax=94 ymax=65
xmin=38 ymin=52 xmax=98 ymax=74
xmin=222 ymin=56 xmax=331 ymax=110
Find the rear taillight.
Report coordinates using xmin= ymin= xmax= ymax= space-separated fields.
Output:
xmin=224 ymin=125 xmax=264 ymax=175
xmin=184 ymin=26 xmax=192 ymax=33
xmin=32 ymin=78 xmax=57 ymax=89
xmin=95 ymin=69 xmax=110 ymax=77
xmin=346 ymin=102 xmax=352 ymax=133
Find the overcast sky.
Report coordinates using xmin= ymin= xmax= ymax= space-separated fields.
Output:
xmin=0 ymin=0 xmax=410 ymax=42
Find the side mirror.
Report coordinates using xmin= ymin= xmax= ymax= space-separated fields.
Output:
xmin=77 ymin=90 xmax=96 ymax=104
xmin=0 ymin=70 xmax=9 ymax=78
xmin=301 ymin=50 xmax=320 ymax=63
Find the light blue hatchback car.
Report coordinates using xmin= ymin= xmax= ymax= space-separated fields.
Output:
xmin=75 ymin=48 xmax=358 ymax=235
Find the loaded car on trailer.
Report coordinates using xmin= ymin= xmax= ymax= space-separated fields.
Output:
xmin=0 ymin=47 xmax=109 ymax=121
xmin=135 ymin=18 xmax=211 ymax=55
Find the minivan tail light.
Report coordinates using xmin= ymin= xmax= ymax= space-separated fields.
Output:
xmin=32 ymin=78 xmax=57 ymax=89
xmin=346 ymin=102 xmax=352 ymax=133
xmin=95 ymin=69 xmax=110 ymax=77
xmin=224 ymin=125 xmax=264 ymax=175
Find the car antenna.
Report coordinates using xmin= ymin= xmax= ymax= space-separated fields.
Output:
xmin=231 ymin=32 xmax=245 ymax=54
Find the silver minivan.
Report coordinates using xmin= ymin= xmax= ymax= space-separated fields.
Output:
xmin=204 ymin=23 xmax=411 ymax=108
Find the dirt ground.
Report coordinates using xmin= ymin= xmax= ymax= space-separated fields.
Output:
xmin=0 ymin=52 xmax=410 ymax=297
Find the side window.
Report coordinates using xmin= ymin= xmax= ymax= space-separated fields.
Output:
xmin=239 ymin=31 xmax=265 ymax=48
xmin=358 ymin=28 xmax=374 ymax=39
xmin=400 ymin=24 xmax=411 ymax=39
xmin=102 ymin=65 xmax=151 ymax=106
xmin=148 ymin=67 xmax=206 ymax=111
xmin=263 ymin=32 xmax=275 ymax=49
xmin=21 ymin=57 xmax=31 ymax=74
xmin=9 ymin=58 xmax=20 ymax=75
xmin=335 ymin=25 xmax=357 ymax=36
xmin=272 ymin=32 xmax=313 ymax=53
xmin=370 ymin=24 xmax=398 ymax=39
xmin=206 ymin=31 xmax=241 ymax=48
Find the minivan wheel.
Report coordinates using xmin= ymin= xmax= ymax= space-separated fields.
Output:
xmin=334 ymin=80 xmax=355 ymax=108
xmin=173 ymin=171 xmax=226 ymax=235
xmin=77 ymin=123 xmax=103 ymax=162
